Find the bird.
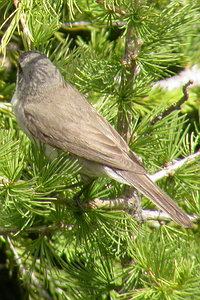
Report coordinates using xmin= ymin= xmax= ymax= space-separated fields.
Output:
xmin=11 ymin=51 xmax=192 ymax=227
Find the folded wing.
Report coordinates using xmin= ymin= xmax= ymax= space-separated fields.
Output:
xmin=24 ymin=83 xmax=145 ymax=174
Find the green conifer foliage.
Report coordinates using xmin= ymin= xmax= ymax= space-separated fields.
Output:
xmin=0 ymin=0 xmax=200 ymax=298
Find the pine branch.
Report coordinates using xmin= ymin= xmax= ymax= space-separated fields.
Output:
xmin=1 ymin=148 xmax=197 ymax=187
xmin=92 ymin=200 xmax=197 ymax=225
xmin=0 ymin=151 xmax=198 ymax=233
xmin=0 ymin=205 xmax=196 ymax=235
xmin=149 ymin=150 xmax=200 ymax=182
xmin=90 ymin=151 xmax=200 ymax=225
xmin=117 ymin=26 xmax=143 ymax=141
xmin=142 ymin=210 xmax=196 ymax=226
xmin=1 ymin=1 xmax=200 ymax=297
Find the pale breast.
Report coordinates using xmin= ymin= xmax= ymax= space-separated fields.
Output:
xmin=11 ymin=92 xmax=31 ymax=137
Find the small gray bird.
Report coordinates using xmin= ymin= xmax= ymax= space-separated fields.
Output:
xmin=11 ymin=51 xmax=192 ymax=227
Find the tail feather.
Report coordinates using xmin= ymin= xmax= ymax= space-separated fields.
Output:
xmin=115 ymin=170 xmax=192 ymax=227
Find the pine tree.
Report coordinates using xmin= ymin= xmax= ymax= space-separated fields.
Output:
xmin=0 ymin=0 xmax=200 ymax=299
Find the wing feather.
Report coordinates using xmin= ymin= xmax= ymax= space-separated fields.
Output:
xmin=24 ymin=83 xmax=145 ymax=174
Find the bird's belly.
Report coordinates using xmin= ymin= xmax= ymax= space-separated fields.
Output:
xmin=77 ymin=156 xmax=129 ymax=185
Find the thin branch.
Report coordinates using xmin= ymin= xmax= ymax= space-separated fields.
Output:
xmin=142 ymin=210 xmax=196 ymax=226
xmin=149 ymin=150 xmax=200 ymax=182
xmin=0 ymin=207 xmax=196 ymax=235
xmin=151 ymin=80 xmax=193 ymax=126
xmin=7 ymin=237 xmax=51 ymax=299
xmin=117 ymin=27 xmax=143 ymax=141
xmin=0 ymin=150 xmax=199 ymax=197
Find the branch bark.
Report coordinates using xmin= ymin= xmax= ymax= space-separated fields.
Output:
xmin=149 ymin=150 xmax=200 ymax=182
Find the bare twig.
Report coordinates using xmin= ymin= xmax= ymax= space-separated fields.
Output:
xmin=91 ymin=199 xmax=197 ymax=226
xmin=0 ymin=207 xmax=196 ymax=235
xmin=149 ymin=150 xmax=200 ymax=182
xmin=142 ymin=210 xmax=196 ymax=225
xmin=151 ymin=80 xmax=193 ymax=126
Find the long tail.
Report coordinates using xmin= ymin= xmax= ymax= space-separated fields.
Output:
xmin=115 ymin=170 xmax=192 ymax=227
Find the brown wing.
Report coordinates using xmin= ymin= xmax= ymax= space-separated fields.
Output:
xmin=24 ymin=83 xmax=145 ymax=174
